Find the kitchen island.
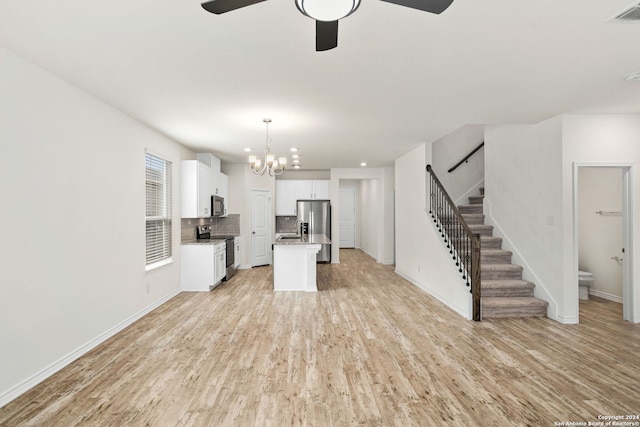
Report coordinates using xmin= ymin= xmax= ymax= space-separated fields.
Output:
xmin=273 ymin=234 xmax=331 ymax=292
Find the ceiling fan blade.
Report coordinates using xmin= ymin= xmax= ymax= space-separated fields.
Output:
xmin=316 ymin=20 xmax=338 ymax=52
xmin=377 ymin=0 xmax=454 ymax=14
xmin=201 ymin=0 xmax=268 ymax=14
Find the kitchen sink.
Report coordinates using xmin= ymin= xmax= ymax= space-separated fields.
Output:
xmin=279 ymin=236 xmax=302 ymax=240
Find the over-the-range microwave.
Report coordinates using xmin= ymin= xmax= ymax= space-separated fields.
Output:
xmin=211 ymin=195 xmax=225 ymax=216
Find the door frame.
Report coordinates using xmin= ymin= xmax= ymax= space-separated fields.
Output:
xmin=338 ymin=185 xmax=357 ymax=248
xmin=572 ymin=163 xmax=635 ymax=322
xmin=250 ymin=189 xmax=272 ymax=267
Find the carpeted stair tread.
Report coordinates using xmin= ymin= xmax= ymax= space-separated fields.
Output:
xmin=461 ymin=213 xmax=485 ymax=224
xmin=468 ymin=224 xmax=494 ymax=236
xmin=480 ymin=236 xmax=503 ymax=249
xmin=481 ymin=249 xmax=513 ymax=263
xmin=468 ymin=195 xmax=484 ymax=205
xmin=481 ymin=279 xmax=535 ymax=297
xmin=482 ymin=297 xmax=548 ymax=318
xmin=481 ymin=263 xmax=523 ymax=280
xmin=458 ymin=204 xmax=483 ymax=214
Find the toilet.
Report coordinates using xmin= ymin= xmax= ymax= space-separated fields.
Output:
xmin=578 ymin=270 xmax=594 ymax=300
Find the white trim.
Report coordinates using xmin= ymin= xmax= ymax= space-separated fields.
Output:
xmin=145 ymin=257 xmax=174 ymax=272
xmin=589 ymin=289 xmax=623 ymax=304
xmin=0 ymin=290 xmax=180 ymax=408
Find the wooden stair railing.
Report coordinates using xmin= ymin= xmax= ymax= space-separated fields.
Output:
xmin=426 ymin=165 xmax=481 ymax=321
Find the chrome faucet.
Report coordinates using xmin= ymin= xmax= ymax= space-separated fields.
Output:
xmin=294 ymin=220 xmax=303 ymax=236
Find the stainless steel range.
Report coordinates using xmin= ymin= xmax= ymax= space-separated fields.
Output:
xmin=196 ymin=225 xmax=236 ymax=280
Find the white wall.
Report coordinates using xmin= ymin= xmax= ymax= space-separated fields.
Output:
xmin=432 ymin=124 xmax=485 ymax=204
xmin=359 ymin=179 xmax=379 ymax=259
xmin=278 ymin=170 xmax=330 ymax=180
xmin=484 ymin=117 xmax=562 ymax=321
xmin=0 ymin=46 xmax=193 ymax=405
xmin=578 ymin=168 xmax=623 ymax=301
xmin=562 ymin=114 xmax=640 ymax=322
xmin=394 ymin=144 xmax=471 ymax=319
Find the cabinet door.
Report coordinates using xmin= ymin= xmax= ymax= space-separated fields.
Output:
xmin=313 ymin=180 xmax=330 ymax=199
xmin=215 ymin=246 xmax=226 ymax=283
xmin=181 ymin=245 xmax=215 ymax=291
xmin=181 ymin=160 xmax=212 ymax=218
xmin=295 ymin=180 xmax=314 ymax=200
xmin=198 ymin=162 xmax=212 ymax=217
xmin=276 ymin=180 xmax=297 ymax=215
xmin=218 ymin=173 xmax=229 ymax=216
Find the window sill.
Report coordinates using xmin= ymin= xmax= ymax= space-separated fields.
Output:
xmin=145 ymin=258 xmax=174 ymax=272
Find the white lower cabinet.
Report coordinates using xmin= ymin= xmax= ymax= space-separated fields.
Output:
xmin=181 ymin=242 xmax=226 ymax=291
xmin=215 ymin=242 xmax=226 ymax=284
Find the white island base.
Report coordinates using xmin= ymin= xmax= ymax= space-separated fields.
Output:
xmin=273 ymin=243 xmax=322 ymax=292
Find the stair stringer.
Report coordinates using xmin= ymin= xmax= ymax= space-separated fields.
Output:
xmin=482 ymin=197 xmax=559 ymax=321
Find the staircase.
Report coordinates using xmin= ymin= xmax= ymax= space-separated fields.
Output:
xmin=459 ymin=188 xmax=549 ymax=319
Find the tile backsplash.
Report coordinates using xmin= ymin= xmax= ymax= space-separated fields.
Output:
xmin=181 ymin=214 xmax=240 ymax=241
xmin=276 ymin=215 xmax=298 ymax=234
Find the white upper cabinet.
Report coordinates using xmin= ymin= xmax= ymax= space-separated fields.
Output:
xmin=181 ymin=160 xmax=212 ymax=218
xmin=276 ymin=180 xmax=330 ymax=216
xmin=313 ymin=180 xmax=330 ymax=199
xmin=276 ymin=181 xmax=297 ymax=215
xmin=196 ymin=153 xmax=220 ymax=174
xmin=295 ymin=180 xmax=329 ymax=200
xmin=195 ymin=153 xmax=229 ymax=215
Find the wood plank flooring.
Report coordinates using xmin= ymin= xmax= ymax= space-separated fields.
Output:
xmin=1 ymin=249 xmax=639 ymax=426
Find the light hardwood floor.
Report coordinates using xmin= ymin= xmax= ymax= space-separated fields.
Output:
xmin=1 ymin=249 xmax=639 ymax=426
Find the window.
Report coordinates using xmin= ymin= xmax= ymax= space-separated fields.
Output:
xmin=145 ymin=152 xmax=172 ymax=269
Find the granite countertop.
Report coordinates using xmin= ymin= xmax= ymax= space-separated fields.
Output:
xmin=181 ymin=238 xmax=227 ymax=245
xmin=274 ymin=234 xmax=331 ymax=245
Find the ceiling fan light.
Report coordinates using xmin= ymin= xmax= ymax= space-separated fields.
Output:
xmin=296 ymin=0 xmax=360 ymax=21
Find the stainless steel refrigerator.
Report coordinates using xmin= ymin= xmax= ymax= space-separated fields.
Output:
xmin=297 ymin=199 xmax=331 ymax=263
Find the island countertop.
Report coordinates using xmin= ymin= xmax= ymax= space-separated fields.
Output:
xmin=274 ymin=234 xmax=331 ymax=245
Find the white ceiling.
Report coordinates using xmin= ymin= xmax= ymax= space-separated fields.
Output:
xmin=1 ymin=0 xmax=639 ymax=170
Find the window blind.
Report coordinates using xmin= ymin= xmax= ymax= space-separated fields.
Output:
xmin=145 ymin=153 xmax=172 ymax=266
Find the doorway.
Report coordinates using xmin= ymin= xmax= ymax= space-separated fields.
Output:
xmin=339 ymin=186 xmax=356 ymax=248
xmin=251 ymin=189 xmax=271 ymax=267
xmin=574 ymin=164 xmax=635 ymax=322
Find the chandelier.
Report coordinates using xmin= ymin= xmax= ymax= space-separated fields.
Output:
xmin=249 ymin=118 xmax=287 ymax=176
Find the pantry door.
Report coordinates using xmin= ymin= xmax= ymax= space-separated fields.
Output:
xmin=251 ymin=190 xmax=271 ymax=267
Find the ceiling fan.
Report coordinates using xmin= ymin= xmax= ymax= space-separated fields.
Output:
xmin=201 ymin=0 xmax=454 ymax=51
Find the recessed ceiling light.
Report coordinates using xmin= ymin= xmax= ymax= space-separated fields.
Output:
xmin=624 ymin=71 xmax=640 ymax=81
xmin=290 ymin=147 xmax=299 ymax=152
xmin=293 ymin=164 xmax=301 ymax=169
xmin=244 ymin=147 xmax=252 ymax=152
xmin=292 ymin=154 xmax=300 ymax=159
xmin=293 ymin=159 xmax=300 ymax=164
xmin=360 ymin=162 xmax=367 ymax=167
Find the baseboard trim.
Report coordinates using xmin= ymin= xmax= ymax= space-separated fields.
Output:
xmin=0 ymin=289 xmax=181 ymax=408
xmin=588 ymin=289 xmax=623 ymax=304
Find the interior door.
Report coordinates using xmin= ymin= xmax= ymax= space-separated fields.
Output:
xmin=339 ymin=186 xmax=356 ymax=248
xmin=251 ymin=190 xmax=272 ymax=267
